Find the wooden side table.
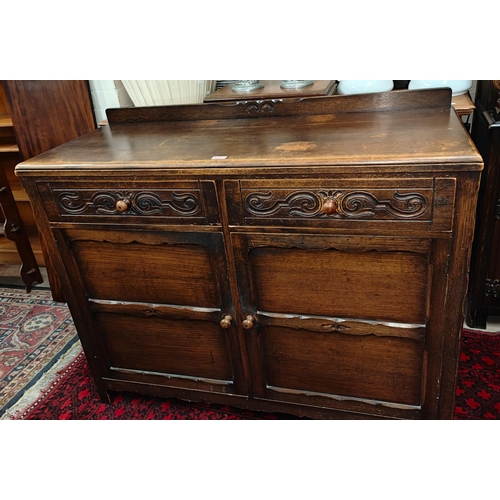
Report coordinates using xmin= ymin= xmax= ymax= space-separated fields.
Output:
xmin=204 ymin=80 xmax=337 ymax=102
xmin=452 ymin=93 xmax=475 ymax=117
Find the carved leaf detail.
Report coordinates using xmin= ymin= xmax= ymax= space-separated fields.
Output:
xmin=94 ymin=192 xmax=130 ymax=214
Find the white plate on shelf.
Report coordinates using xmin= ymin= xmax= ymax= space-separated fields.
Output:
xmin=337 ymin=80 xmax=394 ymax=95
xmin=408 ymin=80 xmax=473 ymax=96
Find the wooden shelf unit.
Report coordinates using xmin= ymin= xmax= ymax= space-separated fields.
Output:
xmin=0 ymin=80 xmax=97 ymax=299
xmin=0 ymin=114 xmax=13 ymax=127
xmin=0 ymin=144 xmax=19 ymax=153
xmin=0 ymin=82 xmax=43 ymax=291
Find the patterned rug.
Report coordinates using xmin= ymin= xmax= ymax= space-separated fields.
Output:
xmin=454 ymin=329 xmax=500 ymax=419
xmin=2 ymin=284 xmax=499 ymax=419
xmin=0 ymin=287 xmax=79 ymax=417
xmin=5 ymin=348 xmax=295 ymax=420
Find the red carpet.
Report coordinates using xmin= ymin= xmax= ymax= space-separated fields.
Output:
xmin=12 ymin=350 xmax=297 ymax=420
xmin=7 ymin=329 xmax=500 ymax=419
xmin=454 ymin=329 xmax=500 ymax=419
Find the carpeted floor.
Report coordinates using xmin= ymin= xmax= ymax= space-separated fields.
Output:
xmin=1 ymin=285 xmax=500 ymax=419
xmin=453 ymin=329 xmax=500 ymax=419
xmin=0 ymin=287 xmax=79 ymax=418
xmin=6 ymin=348 xmax=295 ymax=420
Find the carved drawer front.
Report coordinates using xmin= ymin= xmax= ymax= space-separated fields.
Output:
xmin=225 ymin=177 xmax=456 ymax=233
xmin=36 ymin=180 xmax=219 ymax=225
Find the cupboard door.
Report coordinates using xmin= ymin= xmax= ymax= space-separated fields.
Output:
xmin=232 ymin=232 xmax=435 ymax=419
xmin=58 ymin=227 xmax=246 ymax=395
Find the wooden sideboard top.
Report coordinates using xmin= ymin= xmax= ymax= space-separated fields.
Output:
xmin=16 ymin=89 xmax=482 ymax=176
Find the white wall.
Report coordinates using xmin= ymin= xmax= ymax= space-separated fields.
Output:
xmin=89 ymin=80 xmax=133 ymax=124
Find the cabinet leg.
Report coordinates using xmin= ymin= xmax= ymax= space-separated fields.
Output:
xmin=466 ymin=298 xmax=488 ymax=329
xmin=97 ymin=389 xmax=113 ymax=405
xmin=40 ymin=235 xmax=66 ymax=302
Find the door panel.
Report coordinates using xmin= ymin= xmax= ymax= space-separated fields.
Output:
xmin=69 ymin=232 xmax=221 ymax=307
xmin=251 ymin=246 xmax=428 ymax=324
xmin=99 ymin=313 xmax=233 ymax=381
xmin=261 ymin=326 xmax=424 ymax=405
xmin=232 ymin=232 xmax=431 ymax=411
xmin=59 ymin=227 xmax=243 ymax=393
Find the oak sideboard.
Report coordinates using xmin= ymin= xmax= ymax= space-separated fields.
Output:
xmin=16 ymin=88 xmax=482 ymax=419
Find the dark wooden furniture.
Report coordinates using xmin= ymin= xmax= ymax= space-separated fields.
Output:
xmin=1 ymin=83 xmax=43 ymax=291
xmin=1 ymin=80 xmax=96 ymax=300
xmin=204 ymin=80 xmax=337 ymax=102
xmin=0 ymin=82 xmax=43 ymax=292
xmin=467 ymin=81 xmax=500 ymax=328
xmin=16 ymin=89 xmax=482 ymax=419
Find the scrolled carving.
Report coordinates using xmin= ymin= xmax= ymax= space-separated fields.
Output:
xmin=385 ymin=192 xmax=427 ymax=218
xmin=321 ymin=323 xmax=351 ymax=332
xmin=244 ymin=188 xmax=429 ymax=220
xmin=94 ymin=192 xmax=133 ymax=214
xmin=57 ymin=189 xmax=201 ymax=217
xmin=334 ymin=191 xmax=378 ymax=217
xmin=246 ymin=190 xmax=321 ymax=217
xmin=335 ymin=190 xmax=427 ymax=219
xmin=58 ymin=192 xmax=87 ymax=214
xmin=133 ymin=192 xmax=163 ymax=214
xmin=170 ymin=192 xmax=199 ymax=215
xmin=239 ymin=99 xmax=281 ymax=114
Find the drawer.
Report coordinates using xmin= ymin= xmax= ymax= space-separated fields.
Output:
xmin=35 ymin=180 xmax=220 ymax=225
xmin=225 ymin=177 xmax=456 ymax=233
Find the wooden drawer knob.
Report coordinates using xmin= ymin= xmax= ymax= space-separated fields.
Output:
xmin=242 ymin=315 xmax=255 ymax=330
xmin=115 ymin=199 xmax=130 ymax=212
xmin=321 ymin=198 xmax=337 ymax=215
xmin=220 ymin=315 xmax=233 ymax=329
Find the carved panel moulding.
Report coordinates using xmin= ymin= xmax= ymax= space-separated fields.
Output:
xmin=56 ymin=189 xmax=202 ymax=217
xmin=485 ymin=279 xmax=500 ymax=298
xmin=244 ymin=100 xmax=277 ymax=114
xmin=223 ymin=99 xmax=284 ymax=114
xmin=495 ymin=198 xmax=500 ymax=220
xmin=243 ymin=189 xmax=430 ymax=220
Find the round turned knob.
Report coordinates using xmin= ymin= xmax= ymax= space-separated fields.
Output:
xmin=242 ymin=315 xmax=255 ymax=330
xmin=115 ymin=199 xmax=130 ymax=213
xmin=321 ymin=198 xmax=337 ymax=215
xmin=220 ymin=315 xmax=233 ymax=329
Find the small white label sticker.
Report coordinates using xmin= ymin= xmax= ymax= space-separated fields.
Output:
xmin=211 ymin=155 xmax=228 ymax=160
